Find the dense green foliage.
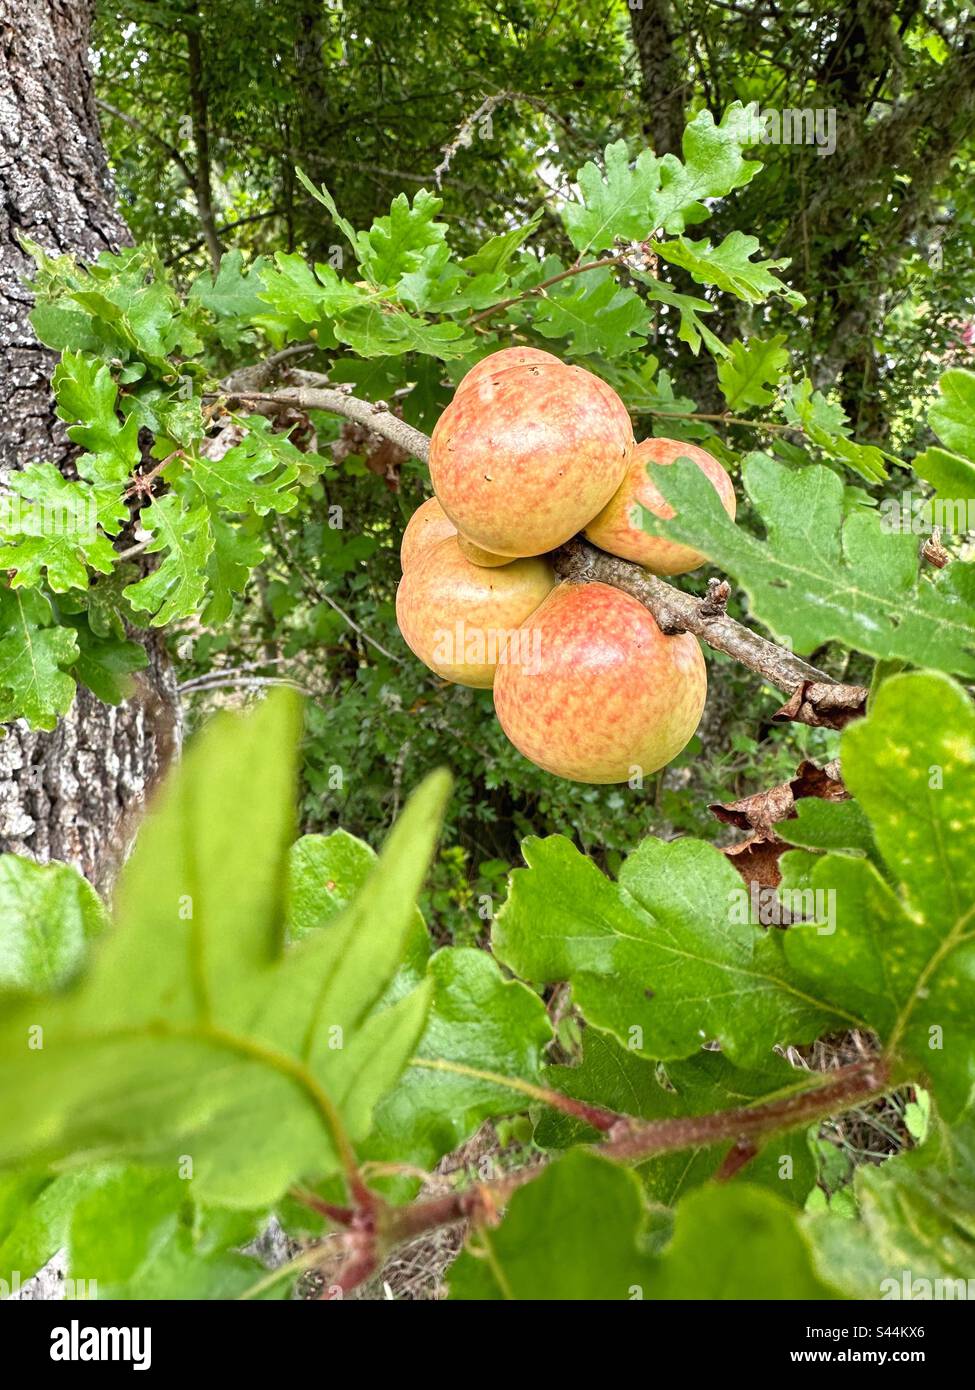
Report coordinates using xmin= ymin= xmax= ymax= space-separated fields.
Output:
xmin=1 ymin=0 xmax=974 ymax=1302
xmin=1 ymin=671 xmax=971 ymax=1298
xmin=94 ymin=0 xmax=975 ymax=434
xmin=81 ymin=0 xmax=975 ymax=882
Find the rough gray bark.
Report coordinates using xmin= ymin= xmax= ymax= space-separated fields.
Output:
xmin=0 ymin=0 xmax=180 ymax=894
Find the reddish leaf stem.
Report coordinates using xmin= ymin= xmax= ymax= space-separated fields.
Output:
xmin=465 ymin=250 xmax=631 ymax=327
xmin=714 ymin=1140 xmax=759 ymax=1182
xmin=289 ymin=1187 xmax=356 ymax=1227
xmin=409 ymin=1056 xmax=622 ymax=1131
xmin=379 ymin=1060 xmax=890 ymax=1251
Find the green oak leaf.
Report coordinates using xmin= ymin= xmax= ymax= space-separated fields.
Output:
xmin=64 ymin=615 xmax=148 ymax=705
xmin=537 ymin=1029 xmax=816 ymax=1206
xmin=287 ymin=178 xmax=450 ymax=294
xmin=782 ymin=378 xmax=892 ymax=484
xmin=203 ymin=515 xmax=265 ymax=626
xmin=397 ymin=243 xmax=506 ymax=315
xmin=189 ymin=249 xmax=270 ymax=349
xmin=449 ymin=1150 xmax=655 ymax=1299
xmin=66 ymin=1166 xmax=271 ymax=1300
xmin=492 ymin=833 xmax=850 ymax=1067
xmin=257 ymin=251 xmax=374 ymax=325
xmin=29 ymin=264 xmax=108 ymax=355
xmin=0 ymin=464 xmax=121 ymax=592
xmin=641 ymin=453 xmax=975 ymax=675
xmin=58 ymin=562 xmax=139 ymax=641
xmin=357 ymin=188 xmax=448 ymax=286
xmin=564 ymin=107 xmax=761 ymax=255
xmin=563 ymin=140 xmax=663 ymax=254
xmin=335 ymin=304 xmax=472 ymax=360
xmin=123 ymin=387 xmax=206 ymax=450
xmin=638 ymin=274 xmax=727 ymax=357
xmin=368 ymin=947 xmax=553 ymax=1174
xmin=0 ymin=856 xmax=107 ymax=993
xmin=782 ymin=672 xmax=975 ymax=1119
xmin=532 ymin=267 xmax=650 ymax=356
xmin=189 ymin=417 xmax=307 ymax=515
xmin=646 ymin=104 xmax=763 ymax=235
xmin=912 ymin=368 xmax=975 ymax=505
xmin=0 ymin=588 xmax=79 ymax=729
xmin=460 ymin=211 xmax=543 ymax=275
xmin=123 ymin=493 xmax=213 ymax=626
xmin=52 ymin=351 xmax=141 ymax=485
xmin=717 ymin=334 xmax=790 ymax=410
xmin=0 ymin=693 xmax=451 ymax=1207
xmin=69 ymin=275 xmax=200 ymax=367
xmin=395 ymin=245 xmax=466 ymax=313
xmin=294 ymin=168 xmax=360 ymax=257
xmin=657 ymin=232 xmax=803 ymax=306
xmin=605 ymin=360 xmax=699 ymax=419
xmin=31 ymin=244 xmax=199 ymax=370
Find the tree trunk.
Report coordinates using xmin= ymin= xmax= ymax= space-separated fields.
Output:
xmin=0 ymin=0 xmax=180 ymax=895
xmin=185 ymin=0 xmax=223 ymax=274
xmin=628 ymin=0 xmax=687 ymax=159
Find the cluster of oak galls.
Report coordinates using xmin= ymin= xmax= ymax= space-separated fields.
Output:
xmin=396 ymin=347 xmax=737 ymax=784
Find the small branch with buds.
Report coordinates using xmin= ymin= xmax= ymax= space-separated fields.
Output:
xmin=122 ymin=449 xmax=183 ymax=501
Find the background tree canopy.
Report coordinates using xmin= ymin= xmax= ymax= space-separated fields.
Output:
xmin=96 ymin=0 xmax=975 ymax=432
